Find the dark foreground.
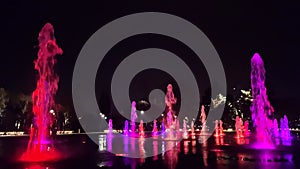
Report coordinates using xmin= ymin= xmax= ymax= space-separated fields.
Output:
xmin=1 ymin=132 xmax=300 ymax=169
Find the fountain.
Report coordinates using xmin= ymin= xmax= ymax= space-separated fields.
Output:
xmin=161 ymin=122 xmax=166 ymax=137
xmin=284 ymin=115 xmax=290 ymax=138
xmin=164 ymin=84 xmax=177 ymax=140
xmin=130 ymin=101 xmax=137 ymax=134
xmin=124 ymin=120 xmax=129 ymax=136
xmin=214 ymin=120 xmax=224 ymax=137
xmin=200 ymin=105 xmax=207 ymax=135
xmin=139 ymin=120 xmax=145 ymax=137
xmin=219 ymin=120 xmax=224 ymax=136
xmin=244 ymin=120 xmax=250 ymax=137
xmin=166 ymin=111 xmax=176 ymax=139
xmin=21 ymin=23 xmax=63 ymax=161
xmin=165 ymin=84 xmax=177 ymax=112
xmin=251 ymin=53 xmax=275 ymax=144
xmin=190 ymin=121 xmax=195 ymax=139
xmin=152 ymin=119 xmax=158 ymax=135
xmin=108 ymin=119 xmax=113 ymax=133
xmin=182 ymin=119 xmax=188 ymax=139
xmin=175 ymin=119 xmax=181 ymax=138
xmin=235 ymin=116 xmax=244 ymax=138
xmin=273 ymin=119 xmax=279 ymax=137
xmin=214 ymin=120 xmax=219 ymax=137
xmin=280 ymin=115 xmax=290 ymax=138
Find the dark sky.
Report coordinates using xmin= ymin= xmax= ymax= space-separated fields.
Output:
xmin=0 ymin=1 xmax=299 ymax=118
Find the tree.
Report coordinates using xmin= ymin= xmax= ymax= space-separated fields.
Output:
xmin=17 ymin=93 xmax=32 ymax=131
xmin=0 ymin=88 xmax=9 ymax=130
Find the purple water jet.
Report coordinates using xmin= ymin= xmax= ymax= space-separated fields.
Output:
xmin=250 ymin=53 xmax=275 ymax=143
xmin=108 ymin=119 xmax=113 ymax=133
xmin=124 ymin=120 xmax=129 ymax=136
xmin=130 ymin=101 xmax=137 ymax=134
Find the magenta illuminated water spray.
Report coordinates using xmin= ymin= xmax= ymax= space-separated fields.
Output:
xmin=21 ymin=23 xmax=62 ymax=161
xmin=250 ymin=53 xmax=274 ymax=141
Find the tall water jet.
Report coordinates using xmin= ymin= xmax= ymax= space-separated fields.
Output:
xmin=165 ymin=84 xmax=177 ymax=112
xmin=108 ymin=119 xmax=113 ymax=133
xmin=21 ymin=23 xmax=63 ymax=161
xmin=251 ymin=53 xmax=274 ymax=143
xmin=200 ymin=105 xmax=207 ymax=135
xmin=165 ymin=84 xmax=177 ymax=140
xmin=130 ymin=101 xmax=137 ymax=134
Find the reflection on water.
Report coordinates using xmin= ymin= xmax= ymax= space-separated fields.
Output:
xmin=282 ymin=137 xmax=292 ymax=146
xmin=162 ymin=141 xmax=165 ymax=159
xmin=236 ymin=137 xmax=245 ymax=145
xmin=163 ymin=141 xmax=179 ymax=169
xmin=200 ymin=136 xmax=208 ymax=167
xmin=183 ymin=140 xmax=189 ymax=155
xmin=235 ymin=137 xmax=251 ymax=145
xmin=192 ymin=140 xmax=196 ymax=154
xmin=98 ymin=135 xmax=106 ymax=151
xmin=3 ymin=133 xmax=297 ymax=169
xmin=25 ymin=165 xmax=49 ymax=169
xmin=153 ymin=140 xmax=158 ymax=161
xmin=215 ymin=136 xmax=224 ymax=145
xmin=139 ymin=138 xmax=146 ymax=164
xmin=99 ymin=136 xmax=295 ymax=169
xmin=107 ymin=133 xmax=112 ymax=152
xmin=130 ymin=158 xmax=138 ymax=169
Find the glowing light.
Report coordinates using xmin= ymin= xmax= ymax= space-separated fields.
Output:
xmin=212 ymin=94 xmax=226 ymax=108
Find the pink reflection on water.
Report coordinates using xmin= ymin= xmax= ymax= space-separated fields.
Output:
xmin=163 ymin=142 xmax=179 ymax=169
xmin=183 ymin=140 xmax=189 ymax=155
xmin=25 ymin=165 xmax=49 ymax=169
xmin=153 ymin=140 xmax=158 ymax=161
xmin=107 ymin=133 xmax=113 ymax=152
xmin=139 ymin=138 xmax=146 ymax=164
xmin=191 ymin=140 xmax=196 ymax=154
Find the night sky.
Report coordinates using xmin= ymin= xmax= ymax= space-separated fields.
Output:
xmin=0 ymin=1 xmax=299 ymax=119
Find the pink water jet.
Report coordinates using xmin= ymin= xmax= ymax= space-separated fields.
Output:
xmin=214 ymin=120 xmax=224 ymax=137
xmin=152 ymin=119 xmax=158 ymax=135
xmin=235 ymin=116 xmax=244 ymax=138
xmin=139 ymin=120 xmax=145 ymax=137
xmin=21 ymin=23 xmax=63 ymax=162
xmin=251 ymin=53 xmax=275 ymax=144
